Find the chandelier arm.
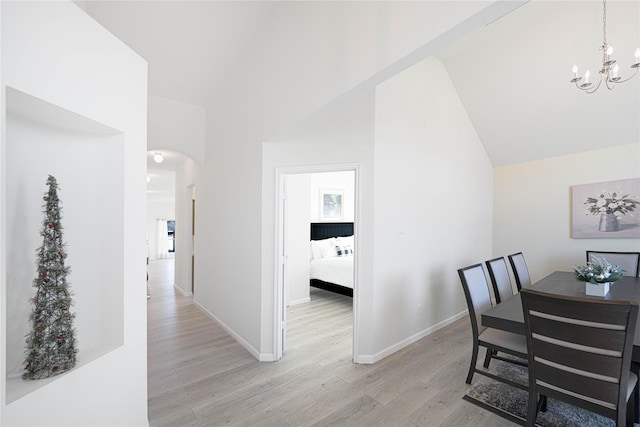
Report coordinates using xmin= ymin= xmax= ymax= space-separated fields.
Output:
xmin=611 ymin=67 xmax=639 ymax=84
xmin=575 ymin=78 xmax=601 ymax=93
xmin=605 ymin=78 xmax=615 ymax=90
xmin=584 ymin=78 xmax=603 ymax=94
xmin=570 ymin=0 xmax=637 ymax=94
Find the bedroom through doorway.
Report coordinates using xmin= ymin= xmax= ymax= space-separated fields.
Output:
xmin=277 ymin=168 xmax=357 ymax=362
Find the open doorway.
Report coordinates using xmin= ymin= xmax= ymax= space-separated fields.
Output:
xmin=276 ymin=167 xmax=358 ymax=361
xmin=146 ymin=150 xmax=197 ymax=298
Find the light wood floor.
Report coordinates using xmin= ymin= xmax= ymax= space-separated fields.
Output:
xmin=147 ymin=259 xmax=516 ymax=426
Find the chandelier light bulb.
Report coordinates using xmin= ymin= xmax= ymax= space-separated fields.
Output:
xmin=153 ymin=153 xmax=164 ymax=163
xmin=606 ymin=45 xmax=613 ymax=57
xmin=584 ymin=70 xmax=591 ymax=84
xmin=572 ymin=64 xmax=578 ymax=77
xmin=635 ymin=48 xmax=640 ymax=64
xmin=613 ymin=63 xmax=619 ymax=78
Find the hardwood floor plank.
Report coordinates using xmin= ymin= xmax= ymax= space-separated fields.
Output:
xmin=146 ymin=259 xmax=516 ymax=426
xmin=310 ymin=395 xmax=380 ymax=427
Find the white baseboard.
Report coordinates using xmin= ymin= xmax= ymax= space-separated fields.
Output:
xmin=173 ymin=283 xmax=193 ymax=297
xmin=287 ymin=297 xmax=311 ymax=307
xmin=357 ymin=310 xmax=468 ymax=364
xmin=193 ymin=300 xmax=262 ymax=361
xmin=190 ymin=301 xmax=467 ymax=365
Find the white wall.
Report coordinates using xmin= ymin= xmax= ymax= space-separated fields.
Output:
xmin=493 ymin=144 xmax=640 ymax=283
xmin=1 ymin=2 xmax=148 ymax=425
xmin=198 ymin=2 xmax=526 ymax=361
xmin=309 ymin=171 xmax=356 ymax=223
xmin=174 ymin=158 xmax=198 ymax=296
xmin=372 ymin=56 xmax=493 ymax=360
xmin=262 ymin=90 xmax=376 ymax=360
xmin=285 ymin=174 xmax=312 ymax=306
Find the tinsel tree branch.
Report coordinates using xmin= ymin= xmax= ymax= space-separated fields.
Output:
xmin=23 ymin=175 xmax=77 ymax=380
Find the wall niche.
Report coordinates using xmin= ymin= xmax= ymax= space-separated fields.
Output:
xmin=4 ymin=87 xmax=125 ymax=403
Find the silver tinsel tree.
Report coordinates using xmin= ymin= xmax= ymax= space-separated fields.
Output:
xmin=23 ymin=175 xmax=77 ymax=380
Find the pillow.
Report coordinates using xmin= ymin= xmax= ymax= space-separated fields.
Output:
xmin=335 ymin=235 xmax=354 ymax=247
xmin=310 ymin=238 xmax=335 ymax=260
xmin=321 ymin=241 xmax=338 ymax=258
xmin=336 ymin=245 xmax=353 ymax=257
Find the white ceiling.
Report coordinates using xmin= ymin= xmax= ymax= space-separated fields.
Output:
xmin=79 ymin=0 xmax=640 ymax=172
xmin=436 ymin=0 xmax=640 ymax=166
xmin=79 ymin=1 xmax=277 ymax=106
xmin=146 ymin=150 xmax=188 ymax=203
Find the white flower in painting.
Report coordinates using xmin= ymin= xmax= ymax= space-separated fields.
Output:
xmin=584 ymin=191 xmax=639 ymax=216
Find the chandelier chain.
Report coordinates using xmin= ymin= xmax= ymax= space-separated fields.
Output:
xmin=602 ymin=0 xmax=607 ymax=46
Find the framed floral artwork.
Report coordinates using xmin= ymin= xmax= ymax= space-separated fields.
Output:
xmin=571 ymin=178 xmax=640 ymax=238
xmin=319 ymin=189 xmax=344 ymax=221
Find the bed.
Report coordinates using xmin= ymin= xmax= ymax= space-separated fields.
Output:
xmin=310 ymin=222 xmax=354 ymax=297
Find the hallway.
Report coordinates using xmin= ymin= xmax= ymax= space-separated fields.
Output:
xmin=146 ymin=258 xmax=511 ymax=426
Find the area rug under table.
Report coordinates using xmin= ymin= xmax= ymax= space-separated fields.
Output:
xmin=463 ymin=360 xmax=616 ymax=426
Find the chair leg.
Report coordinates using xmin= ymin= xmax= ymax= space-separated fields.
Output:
xmin=526 ymin=390 xmax=538 ymax=427
xmin=483 ymin=348 xmax=494 ymax=368
xmin=466 ymin=342 xmax=479 ymax=384
xmin=626 ymin=382 xmax=636 ymax=426
xmin=632 ymin=362 xmax=639 ymax=423
xmin=538 ymin=395 xmax=547 ymax=413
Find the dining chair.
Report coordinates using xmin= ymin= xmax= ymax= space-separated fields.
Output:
xmin=508 ymin=252 xmax=531 ymax=290
xmin=458 ymin=264 xmax=528 ymax=389
xmin=485 ymin=256 xmax=515 ymax=304
xmin=521 ymin=288 xmax=639 ymax=427
xmin=586 ymin=251 xmax=640 ymax=278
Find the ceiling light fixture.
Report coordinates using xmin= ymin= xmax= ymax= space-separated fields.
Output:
xmin=571 ymin=0 xmax=640 ymax=94
xmin=153 ymin=152 xmax=164 ymax=163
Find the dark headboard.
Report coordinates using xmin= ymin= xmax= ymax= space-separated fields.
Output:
xmin=310 ymin=222 xmax=354 ymax=240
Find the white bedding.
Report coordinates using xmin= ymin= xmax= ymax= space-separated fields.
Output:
xmin=310 ymin=256 xmax=354 ymax=289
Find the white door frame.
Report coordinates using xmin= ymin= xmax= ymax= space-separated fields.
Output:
xmin=274 ymin=163 xmax=361 ymax=362
xmin=188 ymin=185 xmax=195 ymax=295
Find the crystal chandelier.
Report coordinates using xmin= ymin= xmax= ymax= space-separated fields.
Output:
xmin=570 ymin=0 xmax=640 ymax=94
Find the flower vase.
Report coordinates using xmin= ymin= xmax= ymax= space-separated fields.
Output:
xmin=599 ymin=213 xmax=620 ymax=232
xmin=585 ymin=281 xmax=610 ymax=297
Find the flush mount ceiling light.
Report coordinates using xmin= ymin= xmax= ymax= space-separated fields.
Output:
xmin=153 ymin=152 xmax=164 ymax=163
xmin=570 ymin=0 xmax=640 ymax=94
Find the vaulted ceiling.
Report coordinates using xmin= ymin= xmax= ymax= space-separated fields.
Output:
xmin=78 ymin=0 xmax=639 ymax=168
xmin=436 ymin=0 xmax=639 ymax=166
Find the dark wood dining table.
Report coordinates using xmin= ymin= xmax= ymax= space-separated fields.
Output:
xmin=482 ymin=271 xmax=640 ymax=363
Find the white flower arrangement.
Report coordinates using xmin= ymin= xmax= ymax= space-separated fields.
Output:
xmin=584 ymin=192 xmax=638 ymax=216
xmin=574 ymin=256 xmax=624 ymax=284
